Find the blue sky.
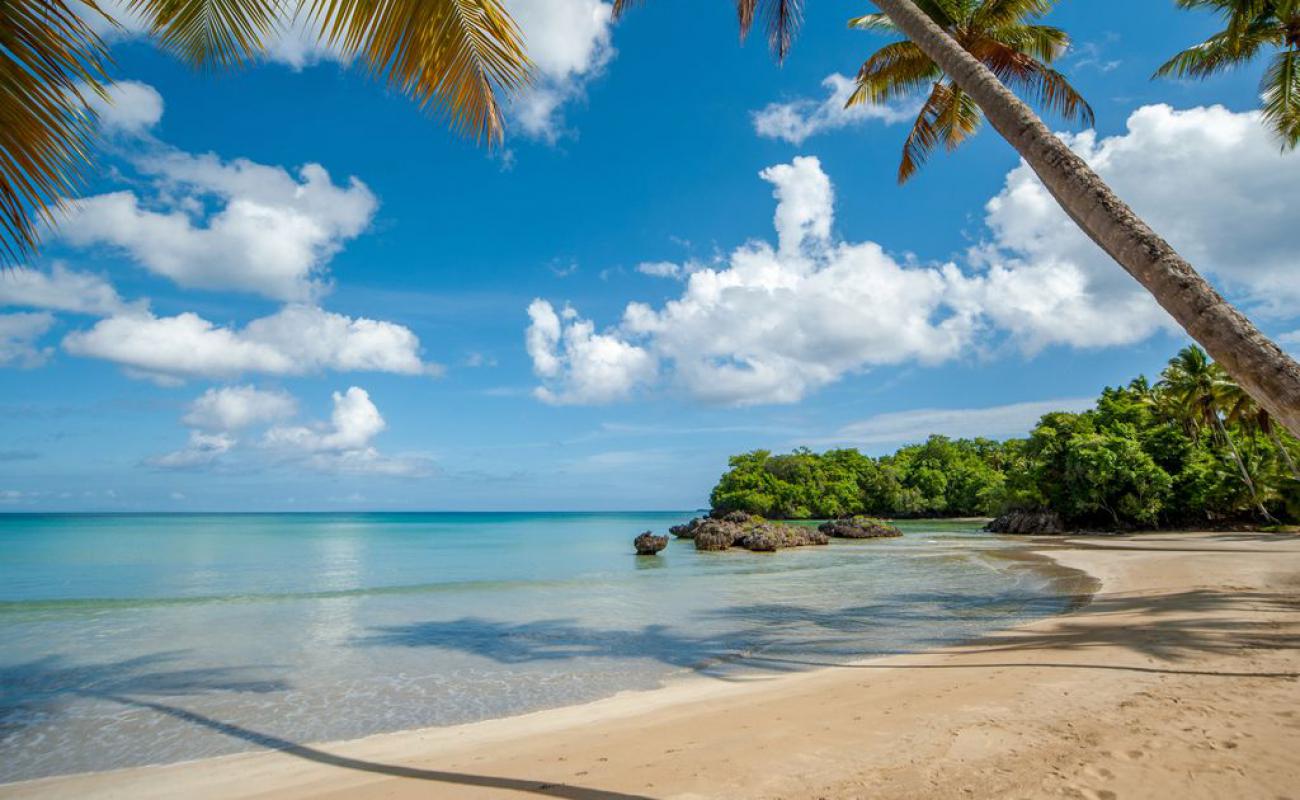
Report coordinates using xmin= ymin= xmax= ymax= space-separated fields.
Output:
xmin=2 ymin=0 xmax=1298 ymax=511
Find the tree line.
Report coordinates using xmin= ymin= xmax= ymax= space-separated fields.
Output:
xmin=710 ymin=346 xmax=1300 ymax=529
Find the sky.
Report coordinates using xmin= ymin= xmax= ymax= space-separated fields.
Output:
xmin=2 ymin=0 xmax=1298 ymax=512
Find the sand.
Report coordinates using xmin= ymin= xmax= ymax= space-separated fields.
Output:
xmin=4 ymin=531 xmax=1299 ymax=800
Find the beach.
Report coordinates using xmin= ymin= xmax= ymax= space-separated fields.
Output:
xmin=5 ymin=530 xmax=1297 ymax=799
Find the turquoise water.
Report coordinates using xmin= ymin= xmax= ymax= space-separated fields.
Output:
xmin=0 ymin=513 xmax=1068 ymax=783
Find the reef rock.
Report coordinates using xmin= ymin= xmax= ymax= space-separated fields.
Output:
xmin=985 ymin=511 xmax=1066 ymax=535
xmin=818 ymin=516 xmax=903 ymax=540
xmin=633 ymin=531 xmax=668 ymax=555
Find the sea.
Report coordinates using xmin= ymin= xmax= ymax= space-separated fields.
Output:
xmin=0 ymin=512 xmax=1079 ymax=783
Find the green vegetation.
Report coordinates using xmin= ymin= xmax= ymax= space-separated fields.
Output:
xmin=710 ymin=346 xmax=1300 ymax=529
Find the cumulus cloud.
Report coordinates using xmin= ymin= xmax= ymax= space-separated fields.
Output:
xmin=525 ymin=108 xmax=1300 ymax=406
xmin=752 ymin=73 xmax=919 ymax=145
xmin=525 ymin=299 xmax=657 ymax=404
xmin=0 ymin=313 xmax=55 ymax=368
xmin=61 ymin=151 xmax=377 ymax=301
xmin=263 ymin=387 xmax=431 ymax=476
xmin=822 ymin=398 xmax=1097 ymax=447
xmin=183 ymin=385 xmax=297 ymax=432
xmin=63 ymin=304 xmax=437 ymax=383
xmin=527 ymin=156 xmax=973 ymax=406
xmin=153 ymin=386 xmax=430 ymax=476
xmin=85 ymin=80 xmax=164 ymax=135
xmin=0 ymin=264 xmax=137 ymax=316
xmin=505 ymin=0 xmax=616 ymax=140
xmin=965 ymin=104 xmax=1300 ymax=349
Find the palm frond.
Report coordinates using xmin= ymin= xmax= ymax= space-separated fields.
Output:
xmin=972 ymin=0 xmax=1056 ymax=29
xmin=934 ymin=83 xmax=982 ymax=150
xmin=848 ymin=12 xmax=898 ymax=33
xmin=736 ymin=0 xmax=804 ymax=61
xmin=301 ymin=0 xmax=531 ymax=144
xmin=1154 ymin=22 xmax=1282 ymax=79
xmin=0 ymin=0 xmax=111 ymax=265
xmin=996 ymin=23 xmax=1070 ymax=63
xmin=898 ymin=80 xmax=951 ymax=183
xmin=124 ymin=0 xmax=281 ymax=68
xmin=1261 ymin=47 xmax=1300 ymax=148
xmin=849 ymin=40 xmax=940 ymax=106
xmin=973 ymin=38 xmax=1093 ymax=125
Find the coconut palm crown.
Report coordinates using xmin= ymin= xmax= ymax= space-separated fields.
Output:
xmin=1156 ymin=0 xmax=1300 ymax=149
xmin=847 ymin=0 xmax=1094 ymax=183
xmin=0 ymin=0 xmax=532 ymax=266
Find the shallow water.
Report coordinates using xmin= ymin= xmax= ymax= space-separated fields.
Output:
xmin=0 ymin=513 xmax=1070 ymax=782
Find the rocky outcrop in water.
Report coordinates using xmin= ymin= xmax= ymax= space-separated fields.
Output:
xmin=633 ymin=531 xmax=668 ymax=555
xmin=985 ymin=511 xmax=1066 ymax=535
xmin=670 ymin=514 xmax=829 ymax=553
xmin=818 ymin=516 xmax=902 ymax=540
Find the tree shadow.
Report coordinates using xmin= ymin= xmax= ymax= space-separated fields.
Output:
xmin=353 ymin=587 xmax=1300 ymax=681
xmin=1 ymin=653 xmax=651 ymax=798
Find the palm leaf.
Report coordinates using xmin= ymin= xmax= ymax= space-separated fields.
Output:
xmin=972 ymin=0 xmax=1055 ymax=28
xmin=934 ymin=83 xmax=981 ymax=150
xmin=973 ymin=38 xmax=1093 ymax=125
xmin=124 ymin=0 xmax=282 ymax=68
xmin=1261 ymin=47 xmax=1300 ymax=148
xmin=300 ymin=0 xmax=531 ymax=144
xmin=614 ymin=0 xmax=804 ymax=61
xmin=848 ymin=12 xmax=898 ymax=33
xmin=0 ymin=0 xmax=111 ymax=265
xmin=1154 ymin=22 xmax=1282 ymax=79
xmin=897 ymin=80 xmax=951 ymax=183
xmin=849 ymin=39 xmax=941 ymax=106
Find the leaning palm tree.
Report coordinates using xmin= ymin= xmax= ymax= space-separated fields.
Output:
xmin=0 ymin=0 xmax=531 ymax=265
xmin=1156 ymin=0 xmax=1300 ymax=149
xmin=613 ymin=0 xmax=1300 ymax=440
xmin=1160 ymin=346 xmax=1275 ymax=519
xmin=847 ymin=0 xmax=1093 ymax=182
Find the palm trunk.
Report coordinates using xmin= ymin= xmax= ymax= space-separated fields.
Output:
xmin=871 ymin=0 xmax=1300 ymax=440
xmin=1213 ymin=415 xmax=1275 ymax=522
xmin=1268 ymin=427 xmax=1300 ymax=482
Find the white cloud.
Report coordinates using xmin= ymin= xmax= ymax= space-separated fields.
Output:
xmin=86 ymin=80 xmax=164 ymax=134
xmin=505 ymin=0 xmax=616 ymax=140
xmin=526 ymin=106 xmax=1300 ymax=406
xmin=527 ymin=156 xmax=974 ymax=406
xmin=62 ymin=304 xmax=437 ymax=382
xmin=61 ymin=151 xmax=377 ymax=301
xmin=752 ymin=73 xmax=919 ymax=145
xmin=960 ymin=104 xmax=1300 ymax=351
xmin=264 ymin=387 xmax=431 ymax=476
xmin=823 ymin=398 xmax=1096 ymax=446
xmin=637 ymin=261 xmax=682 ymax=279
xmin=0 ymin=313 xmax=55 ymax=368
xmin=0 ymin=264 xmax=136 ymax=316
xmin=183 ymin=385 xmax=297 ymax=432
xmin=526 ymin=299 xmax=657 ymax=404
xmin=149 ymin=431 xmax=236 ymax=469
xmin=153 ymin=386 xmax=431 ymax=476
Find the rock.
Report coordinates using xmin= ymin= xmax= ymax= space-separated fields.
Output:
xmin=985 ymin=510 xmax=1065 ymax=535
xmin=634 ymin=531 xmax=668 ymax=555
xmin=670 ymin=517 xmax=706 ymax=539
xmin=693 ymin=523 xmax=742 ymax=551
xmin=672 ymin=514 xmax=831 ymax=553
xmin=818 ymin=516 xmax=903 ymax=540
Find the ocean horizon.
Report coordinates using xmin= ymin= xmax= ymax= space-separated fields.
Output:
xmin=0 ymin=512 xmax=1074 ymax=784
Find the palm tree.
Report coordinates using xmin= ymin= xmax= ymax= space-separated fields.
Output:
xmin=1220 ymin=371 xmax=1300 ymax=482
xmin=1 ymin=0 xmax=531 ymax=265
xmin=846 ymin=0 xmax=1093 ymax=182
xmin=1156 ymin=0 xmax=1300 ymax=149
xmin=613 ymin=0 xmax=1300 ymax=440
xmin=1160 ymin=345 xmax=1275 ymax=519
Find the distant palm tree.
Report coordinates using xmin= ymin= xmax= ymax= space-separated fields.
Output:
xmin=847 ymin=0 xmax=1093 ymax=182
xmin=1156 ymin=0 xmax=1300 ymax=149
xmin=1220 ymin=374 xmax=1300 ymax=482
xmin=1160 ymin=346 xmax=1275 ymax=519
xmin=0 ymin=0 xmax=531 ymax=265
xmin=613 ymin=0 xmax=1300 ymax=441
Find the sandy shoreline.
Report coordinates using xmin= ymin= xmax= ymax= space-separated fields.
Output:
xmin=5 ymin=531 xmax=1299 ymax=799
